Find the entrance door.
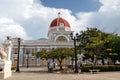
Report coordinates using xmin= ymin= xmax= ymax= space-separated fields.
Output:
xmin=13 ymin=59 xmax=17 ymax=67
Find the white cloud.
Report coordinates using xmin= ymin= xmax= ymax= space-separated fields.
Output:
xmin=0 ymin=0 xmax=33 ymax=19
xmin=0 ymin=18 xmax=30 ymax=43
xmin=99 ymin=0 xmax=120 ymax=12
xmin=76 ymin=0 xmax=120 ymax=34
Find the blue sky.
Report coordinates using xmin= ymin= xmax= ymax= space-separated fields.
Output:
xmin=41 ymin=0 xmax=101 ymax=13
xmin=0 ymin=0 xmax=120 ymax=43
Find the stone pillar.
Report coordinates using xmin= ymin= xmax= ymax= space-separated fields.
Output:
xmin=0 ymin=60 xmax=12 ymax=79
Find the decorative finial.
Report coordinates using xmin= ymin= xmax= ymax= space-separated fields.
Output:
xmin=58 ymin=12 xmax=61 ymax=18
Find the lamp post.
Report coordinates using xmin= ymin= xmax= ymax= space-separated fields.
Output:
xmin=70 ymin=32 xmax=89 ymax=73
xmin=26 ymin=50 xmax=29 ymax=68
xmin=16 ymin=38 xmax=21 ymax=72
xmin=70 ymin=33 xmax=79 ymax=73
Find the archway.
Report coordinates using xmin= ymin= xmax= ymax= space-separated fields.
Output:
xmin=56 ymin=36 xmax=68 ymax=42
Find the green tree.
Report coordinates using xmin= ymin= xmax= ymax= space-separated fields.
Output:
xmin=51 ymin=48 xmax=71 ymax=70
xmin=78 ymin=28 xmax=114 ymax=65
xmin=106 ymin=35 xmax=120 ymax=64
xmin=36 ymin=50 xmax=51 ymax=59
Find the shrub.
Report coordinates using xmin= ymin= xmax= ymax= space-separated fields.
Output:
xmin=81 ymin=65 xmax=120 ymax=72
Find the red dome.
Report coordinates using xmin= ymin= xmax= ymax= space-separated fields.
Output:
xmin=50 ymin=17 xmax=70 ymax=28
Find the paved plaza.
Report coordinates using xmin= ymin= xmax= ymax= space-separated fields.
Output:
xmin=1 ymin=67 xmax=120 ymax=80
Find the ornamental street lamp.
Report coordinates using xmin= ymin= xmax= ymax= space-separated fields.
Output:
xmin=16 ymin=38 xmax=21 ymax=72
xmin=70 ymin=33 xmax=79 ymax=73
xmin=26 ymin=50 xmax=30 ymax=68
xmin=70 ymin=32 xmax=89 ymax=73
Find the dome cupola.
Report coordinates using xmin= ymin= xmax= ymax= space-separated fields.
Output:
xmin=50 ymin=17 xmax=70 ymax=28
xmin=49 ymin=12 xmax=71 ymax=31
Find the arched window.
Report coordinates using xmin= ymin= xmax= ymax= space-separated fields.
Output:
xmin=56 ymin=36 xmax=67 ymax=42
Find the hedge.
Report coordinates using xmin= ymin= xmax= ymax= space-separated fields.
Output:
xmin=81 ymin=65 xmax=120 ymax=72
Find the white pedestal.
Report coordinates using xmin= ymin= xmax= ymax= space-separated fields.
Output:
xmin=0 ymin=60 xmax=12 ymax=79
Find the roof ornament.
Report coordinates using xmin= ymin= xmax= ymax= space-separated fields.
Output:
xmin=57 ymin=12 xmax=61 ymax=30
xmin=58 ymin=12 xmax=61 ymax=18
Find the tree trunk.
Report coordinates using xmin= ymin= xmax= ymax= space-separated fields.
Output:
xmin=58 ymin=59 xmax=63 ymax=70
xmin=59 ymin=62 xmax=63 ymax=70
xmin=113 ymin=60 xmax=116 ymax=65
xmin=71 ymin=58 xmax=74 ymax=69
xmin=102 ymin=58 xmax=104 ymax=65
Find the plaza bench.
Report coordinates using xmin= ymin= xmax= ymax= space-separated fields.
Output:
xmin=89 ymin=69 xmax=100 ymax=74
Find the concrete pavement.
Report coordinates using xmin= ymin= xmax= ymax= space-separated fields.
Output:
xmin=1 ymin=67 xmax=120 ymax=80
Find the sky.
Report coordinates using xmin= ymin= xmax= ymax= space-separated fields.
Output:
xmin=41 ymin=0 xmax=101 ymax=13
xmin=0 ymin=0 xmax=120 ymax=43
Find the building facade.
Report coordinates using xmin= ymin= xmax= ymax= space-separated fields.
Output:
xmin=11 ymin=13 xmax=74 ymax=67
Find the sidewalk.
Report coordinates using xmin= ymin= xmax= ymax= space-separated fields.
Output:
xmin=1 ymin=67 xmax=120 ymax=80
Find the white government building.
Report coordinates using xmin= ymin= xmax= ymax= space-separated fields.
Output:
xmin=11 ymin=13 xmax=75 ymax=67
